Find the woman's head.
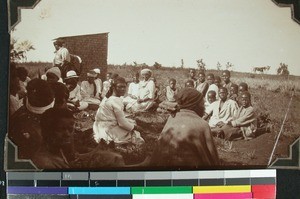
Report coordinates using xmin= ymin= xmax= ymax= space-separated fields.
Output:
xmin=46 ymin=67 xmax=61 ymax=83
xmin=106 ymin=76 xmax=127 ymax=98
xmin=175 ymin=88 xmax=204 ymax=117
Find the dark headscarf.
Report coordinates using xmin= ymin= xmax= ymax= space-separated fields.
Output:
xmin=175 ymin=88 xmax=203 ymax=110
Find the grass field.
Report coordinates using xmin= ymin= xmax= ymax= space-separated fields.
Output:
xmin=15 ymin=62 xmax=300 ymax=167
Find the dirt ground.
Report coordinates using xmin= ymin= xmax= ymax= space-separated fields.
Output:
xmin=73 ymin=107 xmax=298 ymax=168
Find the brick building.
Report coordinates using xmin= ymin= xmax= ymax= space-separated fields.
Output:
xmin=54 ymin=32 xmax=108 ymax=80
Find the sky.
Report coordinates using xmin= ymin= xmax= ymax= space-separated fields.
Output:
xmin=11 ymin=0 xmax=300 ymax=75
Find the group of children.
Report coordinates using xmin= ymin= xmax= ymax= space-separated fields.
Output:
xmin=184 ymin=69 xmax=256 ymax=140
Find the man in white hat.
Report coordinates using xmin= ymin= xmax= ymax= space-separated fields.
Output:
xmin=93 ymin=68 xmax=102 ymax=99
xmin=64 ymin=70 xmax=88 ymax=111
xmin=80 ymin=70 xmax=101 ymax=106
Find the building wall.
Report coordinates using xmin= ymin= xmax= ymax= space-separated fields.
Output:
xmin=57 ymin=33 xmax=108 ymax=81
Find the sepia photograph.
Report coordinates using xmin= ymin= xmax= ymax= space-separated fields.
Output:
xmin=6 ymin=0 xmax=300 ymax=170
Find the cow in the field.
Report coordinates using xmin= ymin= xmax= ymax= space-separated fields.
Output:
xmin=253 ymin=66 xmax=271 ymax=73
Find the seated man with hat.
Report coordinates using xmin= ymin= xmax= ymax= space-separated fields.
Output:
xmin=80 ymin=70 xmax=101 ymax=106
xmin=126 ymin=68 xmax=156 ymax=113
xmin=64 ymin=70 xmax=89 ymax=111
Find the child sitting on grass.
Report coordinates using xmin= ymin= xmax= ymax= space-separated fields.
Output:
xmin=101 ymin=72 xmax=112 ymax=99
xmin=157 ymin=78 xmax=178 ymax=113
xmin=229 ymin=83 xmax=239 ymax=102
xmin=203 ymin=90 xmax=217 ymax=114
xmin=123 ymin=72 xmax=140 ymax=106
xmin=205 ymin=73 xmax=219 ymax=102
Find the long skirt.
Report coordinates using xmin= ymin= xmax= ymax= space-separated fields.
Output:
xmin=126 ymin=100 xmax=155 ymax=113
xmin=93 ymin=119 xmax=144 ymax=146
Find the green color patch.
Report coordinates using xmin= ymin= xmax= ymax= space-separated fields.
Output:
xmin=131 ymin=186 xmax=192 ymax=194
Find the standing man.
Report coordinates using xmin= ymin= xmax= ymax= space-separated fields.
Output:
xmin=53 ymin=39 xmax=71 ymax=78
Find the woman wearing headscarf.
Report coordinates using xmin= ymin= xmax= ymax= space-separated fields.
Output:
xmin=149 ymin=88 xmax=220 ymax=168
xmin=93 ymin=76 xmax=145 ymax=145
xmin=126 ymin=68 xmax=155 ymax=112
xmin=41 ymin=66 xmax=64 ymax=83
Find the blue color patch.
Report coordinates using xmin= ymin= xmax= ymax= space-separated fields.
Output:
xmin=68 ymin=187 xmax=131 ymax=195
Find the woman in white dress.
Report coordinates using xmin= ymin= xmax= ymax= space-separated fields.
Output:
xmin=93 ymin=76 xmax=144 ymax=145
xmin=126 ymin=69 xmax=155 ymax=112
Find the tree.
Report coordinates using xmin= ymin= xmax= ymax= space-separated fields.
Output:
xmin=225 ymin=62 xmax=234 ymax=70
xmin=216 ymin=62 xmax=222 ymax=71
xmin=10 ymin=38 xmax=35 ymax=63
xmin=196 ymin=59 xmax=206 ymax=71
xmin=277 ymin=63 xmax=289 ymax=77
xmin=181 ymin=59 xmax=184 ymax=69
xmin=153 ymin=62 xmax=162 ymax=69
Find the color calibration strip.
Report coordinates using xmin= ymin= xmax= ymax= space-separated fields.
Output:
xmin=7 ymin=170 xmax=276 ymax=199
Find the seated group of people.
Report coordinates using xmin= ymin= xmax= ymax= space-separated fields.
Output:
xmin=8 ymin=64 xmax=258 ymax=169
xmin=185 ymin=69 xmax=257 ymax=141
